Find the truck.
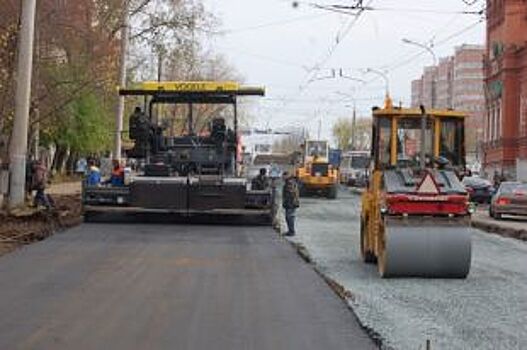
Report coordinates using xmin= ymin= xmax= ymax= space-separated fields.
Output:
xmin=340 ymin=150 xmax=370 ymax=187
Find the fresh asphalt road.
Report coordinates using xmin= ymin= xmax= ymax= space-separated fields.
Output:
xmin=0 ymin=223 xmax=375 ymax=350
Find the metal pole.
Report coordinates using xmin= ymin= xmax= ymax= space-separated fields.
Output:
xmin=420 ymin=105 xmax=427 ymax=170
xmin=351 ymin=103 xmax=357 ymax=151
xmin=8 ymin=0 xmax=37 ymax=208
xmin=114 ymin=0 xmax=130 ymax=161
xmin=33 ymin=108 xmax=39 ymax=159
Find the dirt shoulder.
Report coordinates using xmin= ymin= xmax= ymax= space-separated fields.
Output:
xmin=0 ymin=182 xmax=83 ymax=256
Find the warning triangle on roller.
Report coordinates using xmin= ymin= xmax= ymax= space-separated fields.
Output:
xmin=415 ymin=172 xmax=440 ymax=195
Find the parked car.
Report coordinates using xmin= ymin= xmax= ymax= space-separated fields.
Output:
xmin=489 ymin=182 xmax=527 ymax=219
xmin=462 ymin=176 xmax=495 ymax=204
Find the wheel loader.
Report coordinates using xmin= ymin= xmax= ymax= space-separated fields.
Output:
xmin=296 ymin=140 xmax=339 ymax=199
xmin=360 ymin=98 xmax=473 ymax=278
xmin=82 ymin=81 xmax=274 ymax=224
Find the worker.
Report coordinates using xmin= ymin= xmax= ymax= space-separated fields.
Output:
xmin=85 ymin=159 xmax=101 ymax=186
xmin=282 ymin=172 xmax=300 ymax=237
xmin=107 ymin=159 xmax=125 ymax=186
xmin=31 ymin=160 xmax=52 ymax=209
xmin=252 ymin=167 xmax=270 ymax=190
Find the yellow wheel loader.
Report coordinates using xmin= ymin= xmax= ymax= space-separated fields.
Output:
xmin=296 ymin=140 xmax=339 ymax=199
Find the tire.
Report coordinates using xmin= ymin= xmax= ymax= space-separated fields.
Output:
xmin=327 ymin=185 xmax=338 ymax=199
xmin=360 ymin=218 xmax=376 ymax=264
xmin=299 ymin=183 xmax=308 ymax=197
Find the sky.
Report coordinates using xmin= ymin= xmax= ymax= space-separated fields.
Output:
xmin=201 ymin=0 xmax=486 ymax=140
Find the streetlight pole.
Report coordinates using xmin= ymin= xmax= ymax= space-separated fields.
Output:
xmin=402 ymin=38 xmax=437 ymax=66
xmin=114 ymin=0 xmax=130 ymax=161
xmin=365 ymin=68 xmax=390 ymax=97
xmin=8 ymin=0 xmax=37 ymax=208
xmin=402 ymin=38 xmax=437 ymax=108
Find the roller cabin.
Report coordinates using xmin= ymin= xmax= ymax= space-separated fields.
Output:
xmin=360 ymin=98 xmax=473 ymax=278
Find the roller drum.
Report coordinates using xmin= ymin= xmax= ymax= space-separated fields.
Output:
xmin=380 ymin=217 xmax=471 ymax=278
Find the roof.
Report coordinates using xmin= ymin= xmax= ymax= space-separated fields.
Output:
xmin=119 ymin=81 xmax=265 ymax=103
xmin=372 ymin=107 xmax=466 ymax=119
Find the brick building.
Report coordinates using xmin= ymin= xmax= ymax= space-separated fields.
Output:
xmin=411 ymin=45 xmax=485 ymax=161
xmin=484 ymin=0 xmax=527 ymax=180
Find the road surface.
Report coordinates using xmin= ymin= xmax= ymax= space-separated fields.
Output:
xmin=287 ymin=188 xmax=527 ymax=350
xmin=0 ymin=223 xmax=375 ymax=350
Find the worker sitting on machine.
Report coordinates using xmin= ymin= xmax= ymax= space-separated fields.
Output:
xmin=85 ymin=159 xmax=101 ymax=186
xmin=252 ymin=168 xmax=270 ymax=190
xmin=106 ymin=159 xmax=125 ymax=186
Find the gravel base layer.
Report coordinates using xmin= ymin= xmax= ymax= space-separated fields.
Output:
xmin=286 ymin=188 xmax=527 ymax=350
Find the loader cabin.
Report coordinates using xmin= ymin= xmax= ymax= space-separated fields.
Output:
xmin=371 ymin=99 xmax=466 ymax=173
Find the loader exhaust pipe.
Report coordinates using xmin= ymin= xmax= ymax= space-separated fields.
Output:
xmin=419 ymin=105 xmax=427 ymax=171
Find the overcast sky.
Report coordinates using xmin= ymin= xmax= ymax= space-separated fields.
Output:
xmin=202 ymin=0 xmax=485 ymax=140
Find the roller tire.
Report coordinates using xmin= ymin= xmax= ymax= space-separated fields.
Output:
xmin=327 ymin=185 xmax=338 ymax=199
xmin=360 ymin=218 xmax=377 ymax=264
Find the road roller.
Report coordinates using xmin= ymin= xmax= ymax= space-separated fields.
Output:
xmin=360 ymin=98 xmax=473 ymax=278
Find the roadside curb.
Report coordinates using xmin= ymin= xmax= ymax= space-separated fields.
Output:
xmin=471 ymin=218 xmax=527 ymax=241
xmin=285 ymin=238 xmax=387 ymax=349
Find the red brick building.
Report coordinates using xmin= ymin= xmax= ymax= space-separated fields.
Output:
xmin=484 ymin=0 xmax=527 ymax=180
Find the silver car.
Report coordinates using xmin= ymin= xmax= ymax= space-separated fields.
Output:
xmin=489 ymin=182 xmax=527 ymax=219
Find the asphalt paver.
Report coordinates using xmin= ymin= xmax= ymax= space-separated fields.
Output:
xmin=0 ymin=223 xmax=375 ymax=350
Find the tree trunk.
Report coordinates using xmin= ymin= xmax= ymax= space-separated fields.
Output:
xmin=52 ymin=145 xmax=68 ymax=174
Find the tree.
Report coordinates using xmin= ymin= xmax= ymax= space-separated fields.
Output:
xmin=332 ymin=118 xmax=353 ymax=151
xmin=332 ymin=117 xmax=372 ymax=151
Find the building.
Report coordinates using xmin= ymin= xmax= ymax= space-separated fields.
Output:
xmin=422 ymin=66 xmax=438 ymax=108
xmin=484 ymin=0 xmax=527 ymax=181
xmin=436 ymin=57 xmax=454 ymax=109
xmin=410 ymin=45 xmax=485 ymax=163
xmin=410 ymin=79 xmax=423 ymax=108
xmin=453 ymin=45 xmax=486 ymax=162
xmin=239 ymin=127 xmax=305 ymax=164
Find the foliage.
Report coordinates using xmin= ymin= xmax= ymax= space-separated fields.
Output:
xmin=0 ymin=0 xmax=242 ymax=169
xmin=332 ymin=117 xmax=371 ymax=151
xmin=332 ymin=118 xmax=354 ymax=151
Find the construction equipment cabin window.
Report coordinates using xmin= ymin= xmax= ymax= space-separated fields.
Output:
xmin=440 ymin=118 xmax=465 ymax=167
xmin=375 ymin=117 xmax=391 ymax=168
xmin=395 ymin=118 xmax=434 ymax=168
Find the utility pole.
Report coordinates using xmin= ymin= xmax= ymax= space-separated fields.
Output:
xmin=8 ymin=0 xmax=37 ymax=208
xmin=114 ymin=0 xmax=130 ymax=161
xmin=351 ymin=103 xmax=357 ymax=151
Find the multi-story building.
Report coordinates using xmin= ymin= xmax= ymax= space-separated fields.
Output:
xmin=484 ymin=0 xmax=527 ymax=181
xmin=410 ymin=45 xmax=485 ymax=164
xmin=410 ymin=79 xmax=423 ymax=108
xmin=421 ymin=66 xmax=438 ymax=108
xmin=453 ymin=45 xmax=486 ymax=162
xmin=436 ymin=57 xmax=454 ymax=109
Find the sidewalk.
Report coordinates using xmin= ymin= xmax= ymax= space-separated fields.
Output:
xmin=472 ymin=208 xmax=527 ymax=241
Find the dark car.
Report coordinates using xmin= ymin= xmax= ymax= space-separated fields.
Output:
xmin=462 ymin=176 xmax=495 ymax=204
xmin=489 ymin=182 xmax=527 ymax=219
